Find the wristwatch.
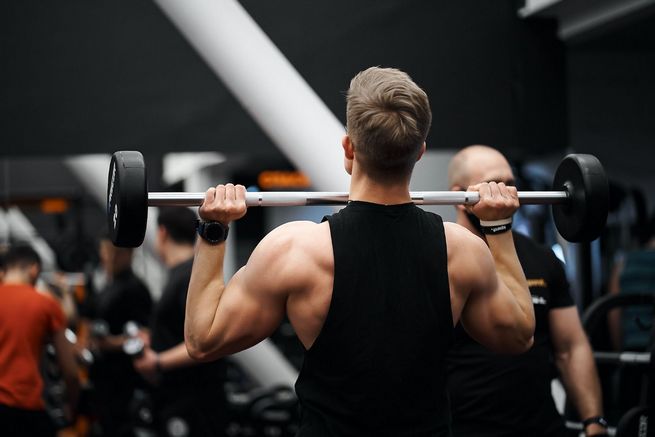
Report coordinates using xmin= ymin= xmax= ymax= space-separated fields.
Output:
xmin=196 ymin=220 xmax=229 ymax=244
xmin=582 ymin=416 xmax=608 ymax=433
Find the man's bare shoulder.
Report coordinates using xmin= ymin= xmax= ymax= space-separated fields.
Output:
xmin=260 ymin=220 xmax=329 ymax=249
xmin=443 ymin=221 xmax=486 ymax=252
xmin=250 ymin=220 xmax=330 ymax=267
xmin=443 ymin=222 xmax=492 ymax=281
xmin=245 ymin=220 xmax=331 ymax=291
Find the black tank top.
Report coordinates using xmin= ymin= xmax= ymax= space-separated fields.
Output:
xmin=295 ymin=201 xmax=453 ymax=437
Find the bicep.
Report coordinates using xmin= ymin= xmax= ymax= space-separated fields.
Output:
xmin=208 ymin=246 xmax=290 ymax=355
xmin=460 ymin=264 xmax=512 ymax=350
xmin=458 ymin=239 xmax=526 ymax=352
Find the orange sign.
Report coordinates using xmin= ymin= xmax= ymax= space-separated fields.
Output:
xmin=40 ymin=198 xmax=70 ymax=214
xmin=258 ymin=171 xmax=311 ymax=189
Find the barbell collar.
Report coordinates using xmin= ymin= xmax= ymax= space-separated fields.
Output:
xmin=148 ymin=190 xmax=569 ymax=207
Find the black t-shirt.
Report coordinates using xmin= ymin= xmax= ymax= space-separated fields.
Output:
xmin=446 ymin=232 xmax=574 ymax=437
xmin=88 ymin=268 xmax=153 ymax=388
xmin=296 ymin=202 xmax=453 ymax=437
xmin=150 ymin=258 xmax=227 ymax=405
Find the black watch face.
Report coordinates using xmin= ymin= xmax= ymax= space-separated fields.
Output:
xmin=205 ymin=222 xmax=226 ymax=242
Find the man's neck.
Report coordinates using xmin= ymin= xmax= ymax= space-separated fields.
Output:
xmin=348 ymin=173 xmax=412 ymax=205
xmin=2 ymin=270 xmax=32 ymax=285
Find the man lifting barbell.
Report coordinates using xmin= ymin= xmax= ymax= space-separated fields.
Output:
xmin=107 ymin=66 xmax=608 ymax=436
xmin=183 ymin=67 xmax=538 ymax=436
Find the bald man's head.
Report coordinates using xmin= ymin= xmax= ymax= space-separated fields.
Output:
xmin=448 ymin=145 xmax=514 ymax=190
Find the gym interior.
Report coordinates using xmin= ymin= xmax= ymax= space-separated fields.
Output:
xmin=1 ymin=1 xmax=654 ymax=436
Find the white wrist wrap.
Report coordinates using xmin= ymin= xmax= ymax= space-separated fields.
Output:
xmin=479 ymin=217 xmax=513 ymax=227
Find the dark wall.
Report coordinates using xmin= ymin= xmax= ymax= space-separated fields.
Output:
xmin=1 ymin=1 xmax=566 ymax=161
xmin=0 ymin=0 xmax=272 ymax=158
xmin=566 ymin=13 xmax=655 ymax=212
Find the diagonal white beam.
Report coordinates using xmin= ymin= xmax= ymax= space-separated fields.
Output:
xmin=154 ymin=0 xmax=350 ymax=191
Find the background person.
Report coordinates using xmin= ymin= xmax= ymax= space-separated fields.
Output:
xmin=606 ymin=211 xmax=655 ymax=417
xmin=86 ymin=235 xmax=153 ymax=436
xmin=184 ymin=67 xmax=536 ymax=436
xmin=446 ymin=145 xmax=607 ymax=437
xmin=607 ymin=212 xmax=655 ymax=351
xmin=0 ymin=244 xmax=80 ymax=437
xmin=133 ymin=207 xmax=229 ymax=436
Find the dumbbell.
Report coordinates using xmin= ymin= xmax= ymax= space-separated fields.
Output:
xmin=122 ymin=321 xmax=145 ymax=358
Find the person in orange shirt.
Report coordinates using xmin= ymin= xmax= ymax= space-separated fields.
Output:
xmin=0 ymin=245 xmax=79 ymax=437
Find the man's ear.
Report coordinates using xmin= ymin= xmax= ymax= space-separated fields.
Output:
xmin=342 ymin=135 xmax=354 ymax=175
xmin=342 ymin=135 xmax=354 ymax=160
xmin=28 ymin=263 xmax=41 ymax=284
xmin=416 ymin=142 xmax=427 ymax=162
xmin=157 ymin=225 xmax=168 ymax=243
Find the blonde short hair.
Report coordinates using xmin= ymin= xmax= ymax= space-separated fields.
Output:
xmin=346 ymin=67 xmax=431 ymax=180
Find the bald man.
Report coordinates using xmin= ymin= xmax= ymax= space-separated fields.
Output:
xmin=446 ymin=145 xmax=607 ymax=437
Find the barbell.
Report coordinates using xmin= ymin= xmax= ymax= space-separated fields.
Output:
xmin=107 ymin=151 xmax=609 ymax=247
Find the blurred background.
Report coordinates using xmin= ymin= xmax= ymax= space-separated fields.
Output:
xmin=1 ymin=0 xmax=654 ymax=436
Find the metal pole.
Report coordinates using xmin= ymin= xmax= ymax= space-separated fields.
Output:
xmin=148 ymin=190 xmax=570 ymax=207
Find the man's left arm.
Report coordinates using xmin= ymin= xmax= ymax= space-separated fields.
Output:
xmin=133 ymin=343 xmax=198 ymax=384
xmin=550 ymin=307 xmax=606 ymax=436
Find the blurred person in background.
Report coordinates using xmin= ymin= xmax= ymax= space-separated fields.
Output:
xmin=608 ymin=211 xmax=655 ymax=351
xmin=86 ymin=234 xmax=153 ymax=436
xmin=0 ymin=244 xmax=79 ymax=437
xmin=446 ymin=145 xmax=606 ymax=437
xmin=606 ymin=211 xmax=655 ymax=417
xmin=39 ymin=271 xmax=79 ymax=326
xmin=133 ymin=207 xmax=229 ymax=436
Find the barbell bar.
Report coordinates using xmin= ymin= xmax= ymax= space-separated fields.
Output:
xmin=108 ymin=151 xmax=609 ymax=247
xmin=147 ymin=190 xmax=570 ymax=207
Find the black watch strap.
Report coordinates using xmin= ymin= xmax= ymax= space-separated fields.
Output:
xmin=582 ymin=416 xmax=608 ymax=429
xmin=196 ymin=220 xmax=229 ymax=244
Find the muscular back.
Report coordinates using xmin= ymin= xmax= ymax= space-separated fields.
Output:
xmin=187 ymin=206 xmax=530 ymax=360
xmin=229 ymin=217 xmax=495 ymax=349
xmin=278 ymin=218 xmax=528 ymax=356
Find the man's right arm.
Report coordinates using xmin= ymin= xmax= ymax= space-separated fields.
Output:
xmin=448 ymin=226 xmax=534 ymax=353
xmin=448 ymin=182 xmax=535 ymax=354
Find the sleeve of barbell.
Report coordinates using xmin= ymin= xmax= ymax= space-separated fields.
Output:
xmin=593 ymin=351 xmax=651 ymax=365
xmin=147 ymin=190 xmax=570 ymax=207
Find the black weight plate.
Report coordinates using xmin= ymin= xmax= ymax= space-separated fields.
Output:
xmin=552 ymin=154 xmax=609 ymax=242
xmin=616 ymin=405 xmax=648 ymax=437
xmin=107 ymin=151 xmax=148 ymax=247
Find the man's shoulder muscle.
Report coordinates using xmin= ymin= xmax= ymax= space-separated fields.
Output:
xmin=260 ymin=220 xmax=329 ymax=254
xmin=444 ymin=222 xmax=489 ymax=267
xmin=245 ymin=221 xmax=331 ymax=291
xmin=444 ymin=222 xmax=496 ymax=308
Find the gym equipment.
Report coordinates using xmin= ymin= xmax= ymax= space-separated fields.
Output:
xmin=107 ymin=151 xmax=609 ymax=247
xmin=227 ymin=384 xmax=299 ymax=437
xmin=122 ymin=321 xmax=145 ymax=358
xmin=580 ymin=293 xmax=655 ymax=437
